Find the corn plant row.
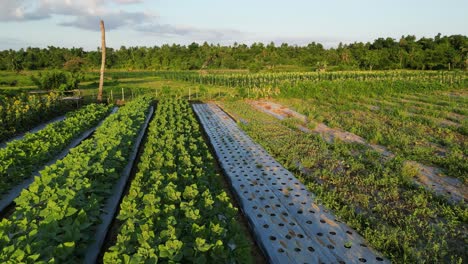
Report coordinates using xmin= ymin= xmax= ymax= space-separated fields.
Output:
xmin=104 ymin=99 xmax=252 ymax=263
xmin=0 ymin=103 xmax=112 ymax=197
xmin=155 ymin=70 xmax=467 ymax=89
xmin=0 ymin=97 xmax=152 ymax=263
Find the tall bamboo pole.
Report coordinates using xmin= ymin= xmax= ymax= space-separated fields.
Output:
xmin=97 ymin=20 xmax=106 ymax=102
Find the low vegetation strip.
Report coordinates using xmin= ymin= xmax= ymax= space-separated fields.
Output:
xmin=0 ymin=97 xmax=152 ymax=263
xmin=104 ymin=99 xmax=252 ymax=263
xmin=250 ymin=100 xmax=467 ymax=203
xmin=193 ymin=103 xmax=388 ymax=264
xmin=84 ymin=105 xmax=154 ymax=263
xmin=0 ymin=115 xmax=66 ymax=149
xmin=274 ymin=93 xmax=467 ymax=181
xmin=0 ymin=103 xmax=112 ymax=197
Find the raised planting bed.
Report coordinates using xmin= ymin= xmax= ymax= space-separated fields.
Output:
xmin=193 ymin=103 xmax=388 ymax=264
xmin=0 ymin=115 xmax=66 ymax=149
xmin=103 ymin=99 xmax=254 ymax=263
xmin=0 ymin=97 xmax=153 ymax=263
xmin=0 ymin=104 xmax=115 ymax=214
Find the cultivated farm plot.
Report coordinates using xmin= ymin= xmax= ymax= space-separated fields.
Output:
xmin=249 ymin=99 xmax=467 ymax=203
xmin=104 ymin=99 xmax=254 ymax=263
xmin=0 ymin=98 xmax=257 ymax=263
xmin=274 ymin=91 xmax=468 ymax=183
xmin=219 ymin=99 xmax=467 ymax=263
xmin=0 ymin=97 xmax=153 ymax=262
xmin=0 ymin=104 xmax=115 ymax=213
xmin=194 ymin=103 xmax=388 ymax=264
xmin=0 ymin=84 xmax=465 ymax=263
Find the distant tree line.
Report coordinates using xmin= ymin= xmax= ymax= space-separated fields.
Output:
xmin=0 ymin=34 xmax=466 ymax=72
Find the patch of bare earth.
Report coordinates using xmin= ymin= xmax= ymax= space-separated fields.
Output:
xmin=358 ymin=103 xmax=380 ymax=111
xmin=432 ymin=90 xmax=468 ymax=101
xmin=249 ymin=100 xmax=467 ymax=203
xmin=447 ymin=112 xmax=466 ymax=122
xmin=407 ymin=161 xmax=467 ymax=202
xmin=439 ymin=119 xmax=461 ymax=127
xmin=446 ymin=91 xmax=468 ymax=97
xmin=250 ymin=100 xmax=307 ymax=122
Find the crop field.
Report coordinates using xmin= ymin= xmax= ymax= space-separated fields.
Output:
xmin=0 ymin=69 xmax=466 ymax=264
xmin=1 ymin=0 xmax=468 ymax=261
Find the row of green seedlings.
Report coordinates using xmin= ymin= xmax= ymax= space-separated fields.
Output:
xmin=0 ymin=97 xmax=152 ymax=262
xmin=155 ymin=70 xmax=466 ymax=88
xmin=104 ymin=99 xmax=252 ymax=263
xmin=0 ymin=103 xmax=112 ymax=197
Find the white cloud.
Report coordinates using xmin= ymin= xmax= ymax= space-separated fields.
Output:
xmin=0 ymin=0 xmax=46 ymax=21
xmin=0 ymin=0 xmax=147 ymax=22
xmin=60 ymin=10 xmax=155 ymax=31
xmin=0 ymin=0 xmax=247 ymax=43
xmin=0 ymin=0 xmax=159 ymax=31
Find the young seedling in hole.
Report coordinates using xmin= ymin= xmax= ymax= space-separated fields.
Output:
xmin=344 ymin=241 xmax=352 ymax=248
xmin=256 ymin=163 xmax=263 ymax=169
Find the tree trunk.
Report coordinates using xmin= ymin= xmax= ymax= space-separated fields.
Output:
xmin=97 ymin=20 xmax=106 ymax=102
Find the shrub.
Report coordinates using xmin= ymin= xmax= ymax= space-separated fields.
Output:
xmin=248 ymin=62 xmax=263 ymax=73
xmin=31 ymin=70 xmax=82 ymax=91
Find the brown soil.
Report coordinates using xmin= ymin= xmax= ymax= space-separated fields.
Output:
xmin=447 ymin=112 xmax=466 ymax=122
xmin=398 ymin=95 xmax=468 ymax=113
xmin=439 ymin=119 xmax=461 ymax=127
xmin=251 ymin=100 xmax=307 ymax=122
xmin=407 ymin=161 xmax=467 ymax=203
xmin=447 ymin=91 xmax=468 ymax=97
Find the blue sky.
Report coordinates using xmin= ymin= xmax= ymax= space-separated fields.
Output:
xmin=0 ymin=0 xmax=467 ymax=50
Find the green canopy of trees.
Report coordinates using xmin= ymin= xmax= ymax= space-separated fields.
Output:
xmin=0 ymin=34 xmax=466 ymax=71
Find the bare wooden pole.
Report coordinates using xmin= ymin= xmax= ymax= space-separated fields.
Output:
xmin=97 ymin=20 xmax=106 ymax=102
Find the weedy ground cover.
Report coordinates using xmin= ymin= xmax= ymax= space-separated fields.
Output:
xmin=219 ymin=100 xmax=467 ymax=263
